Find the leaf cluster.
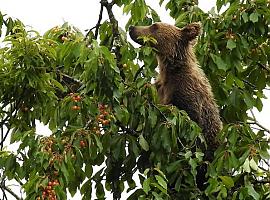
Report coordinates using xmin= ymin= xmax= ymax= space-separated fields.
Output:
xmin=0 ymin=0 xmax=270 ymax=199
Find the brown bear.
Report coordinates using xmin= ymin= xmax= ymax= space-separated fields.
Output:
xmin=129 ymin=22 xmax=223 ymax=188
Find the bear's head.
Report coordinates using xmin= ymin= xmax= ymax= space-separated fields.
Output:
xmin=129 ymin=22 xmax=201 ymax=59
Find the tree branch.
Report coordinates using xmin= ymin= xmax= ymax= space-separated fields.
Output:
xmin=0 ymin=101 xmax=20 ymax=149
xmin=55 ymin=70 xmax=83 ymax=94
xmin=253 ymin=178 xmax=270 ymax=184
xmin=247 ymin=56 xmax=270 ymax=73
xmin=101 ymin=0 xmax=125 ymax=80
xmin=0 ymin=128 xmax=11 ymax=149
xmin=249 ymin=122 xmax=270 ymax=134
xmin=58 ymin=71 xmax=82 ymax=86
xmin=0 ymin=177 xmax=22 ymax=200
xmin=101 ymin=0 xmax=120 ymax=43
xmin=0 ymin=184 xmax=22 ymax=200
xmin=248 ymin=109 xmax=270 ymax=133
xmin=115 ymin=121 xmax=138 ymax=136
xmin=94 ymin=4 xmax=104 ymax=39
xmin=86 ymin=4 xmax=104 ymax=39
xmin=149 ymin=101 xmax=168 ymax=121
xmin=257 ymin=62 xmax=270 ymax=73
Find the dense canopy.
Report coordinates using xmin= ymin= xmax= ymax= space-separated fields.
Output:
xmin=0 ymin=0 xmax=270 ymax=199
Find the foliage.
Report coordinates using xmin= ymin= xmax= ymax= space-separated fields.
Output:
xmin=0 ymin=0 xmax=270 ymax=199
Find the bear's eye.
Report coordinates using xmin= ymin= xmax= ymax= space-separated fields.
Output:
xmin=151 ymin=23 xmax=159 ymax=31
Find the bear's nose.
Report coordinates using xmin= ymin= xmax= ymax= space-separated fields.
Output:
xmin=129 ymin=26 xmax=135 ymax=32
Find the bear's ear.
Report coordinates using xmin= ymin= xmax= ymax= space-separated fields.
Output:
xmin=181 ymin=22 xmax=202 ymax=41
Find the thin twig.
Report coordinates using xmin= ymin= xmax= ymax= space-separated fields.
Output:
xmin=115 ymin=121 xmax=138 ymax=135
xmin=94 ymin=4 xmax=104 ymax=39
xmin=242 ymin=79 xmax=256 ymax=89
xmin=250 ymin=109 xmax=256 ymax=120
xmin=253 ymin=178 xmax=270 ymax=184
xmin=101 ymin=0 xmax=120 ymax=42
xmin=149 ymin=101 xmax=167 ymax=121
xmin=250 ymin=126 xmax=265 ymax=132
xmin=57 ymin=71 xmax=82 ymax=85
xmin=262 ymin=159 xmax=270 ymax=168
xmin=250 ymin=122 xmax=270 ymax=133
xmin=134 ymin=65 xmax=146 ymax=81
xmin=0 ymin=102 xmax=20 ymax=148
xmin=248 ymin=109 xmax=270 ymax=133
xmin=0 ymin=128 xmax=11 ymax=148
xmin=257 ymin=62 xmax=270 ymax=73
xmin=0 ymin=185 xmax=22 ymax=200
xmin=248 ymin=123 xmax=270 ymax=134
xmin=101 ymin=0 xmax=125 ymax=80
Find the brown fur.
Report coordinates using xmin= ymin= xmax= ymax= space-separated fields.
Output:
xmin=129 ymin=22 xmax=222 ymax=156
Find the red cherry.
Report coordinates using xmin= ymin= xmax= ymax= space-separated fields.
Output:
xmin=80 ymin=140 xmax=86 ymax=148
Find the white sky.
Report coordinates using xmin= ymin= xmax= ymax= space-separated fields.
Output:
xmin=0 ymin=0 xmax=216 ymax=34
xmin=0 ymin=0 xmax=269 ymax=199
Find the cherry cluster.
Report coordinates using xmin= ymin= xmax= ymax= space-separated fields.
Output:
xmin=80 ymin=140 xmax=87 ymax=148
xmin=97 ymin=104 xmax=111 ymax=126
xmin=37 ymin=179 xmax=59 ymax=200
xmin=42 ymin=138 xmax=54 ymax=154
xmin=69 ymin=93 xmax=82 ymax=111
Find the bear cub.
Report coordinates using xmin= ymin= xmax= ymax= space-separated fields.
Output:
xmin=129 ymin=22 xmax=222 ymax=164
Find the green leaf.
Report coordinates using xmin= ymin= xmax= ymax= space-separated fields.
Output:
xmin=152 ymin=192 xmax=163 ymax=200
xmin=219 ymin=176 xmax=234 ymax=189
xmin=155 ymin=175 xmax=167 ymax=190
xmin=144 ymin=168 xmax=150 ymax=176
xmin=184 ymin=151 xmax=192 ymax=159
xmin=5 ymin=155 xmax=16 ymax=173
xmin=242 ymin=158 xmax=251 ymax=173
xmin=246 ymin=184 xmax=260 ymax=200
xmin=96 ymin=182 xmax=105 ymax=198
xmin=159 ymin=0 xmax=165 ymax=5
xmin=114 ymin=105 xmax=129 ymax=125
xmin=127 ymin=179 xmax=136 ymax=192
xmin=61 ymin=163 xmax=70 ymax=181
xmin=228 ymin=151 xmax=240 ymax=168
xmin=123 ymin=4 xmax=133 ymax=14
xmin=260 ymin=150 xmax=270 ymax=159
xmin=242 ymin=12 xmax=249 ymax=23
xmin=166 ymin=160 xmax=181 ymax=173
xmin=249 ymin=158 xmax=258 ymax=171
xmin=81 ymin=179 xmax=92 ymax=197
xmin=195 ymin=152 xmax=204 ymax=162
xmin=148 ymin=108 xmax=157 ymax=128
xmin=175 ymin=13 xmax=187 ymax=26
xmin=243 ymin=92 xmax=255 ymax=109
xmin=143 ymin=178 xmax=151 ymax=194
xmin=161 ymin=128 xmax=171 ymax=152
xmin=189 ymin=158 xmax=197 ymax=177
xmin=210 ymin=53 xmax=228 ymax=71
xmin=139 ymin=135 xmax=149 ymax=151
xmin=93 ymin=134 xmax=103 ymax=152
xmin=239 ymin=149 xmax=250 ymax=164
xmin=154 ymin=168 xmax=166 ymax=178
xmin=226 ymin=39 xmax=236 ymax=50
xmin=255 ymin=98 xmax=263 ymax=112
xmin=50 ymin=78 xmax=65 ymax=92
xmin=127 ymin=189 xmax=144 ymax=200
xmin=85 ymin=164 xmax=93 ymax=178
xmin=249 ymin=13 xmax=259 ymax=23
xmin=151 ymin=182 xmax=167 ymax=194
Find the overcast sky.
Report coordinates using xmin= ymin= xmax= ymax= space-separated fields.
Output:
xmin=0 ymin=0 xmax=216 ymax=34
xmin=0 ymin=0 xmax=269 ymax=199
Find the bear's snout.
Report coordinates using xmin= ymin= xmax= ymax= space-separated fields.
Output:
xmin=129 ymin=26 xmax=136 ymax=40
xmin=129 ymin=25 xmax=135 ymax=32
xmin=129 ymin=25 xmax=143 ymax=45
